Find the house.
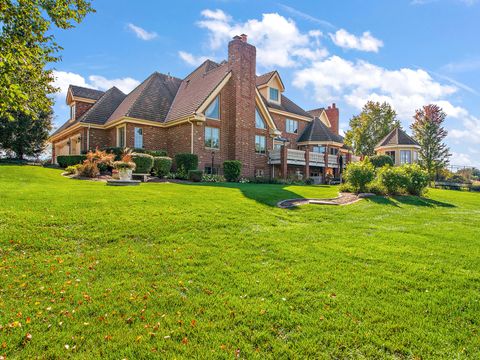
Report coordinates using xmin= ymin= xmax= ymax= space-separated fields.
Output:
xmin=374 ymin=127 xmax=421 ymax=166
xmin=49 ymin=34 xmax=351 ymax=181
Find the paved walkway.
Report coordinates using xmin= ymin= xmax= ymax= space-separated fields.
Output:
xmin=277 ymin=192 xmax=363 ymax=209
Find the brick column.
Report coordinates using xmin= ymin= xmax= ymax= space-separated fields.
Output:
xmin=304 ymin=148 xmax=310 ymax=180
xmin=280 ymin=144 xmax=288 ymax=179
xmin=324 ymin=145 xmax=329 ymax=184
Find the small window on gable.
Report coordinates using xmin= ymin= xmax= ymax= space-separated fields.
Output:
xmin=70 ymin=103 xmax=76 ymax=120
xmin=255 ymin=108 xmax=267 ymax=129
xmin=269 ymin=88 xmax=279 ymax=102
xmin=205 ymin=96 xmax=220 ymax=120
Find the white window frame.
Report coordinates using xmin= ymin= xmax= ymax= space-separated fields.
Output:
xmin=205 ymin=95 xmax=220 ymax=120
xmin=400 ymin=150 xmax=411 ymax=164
xmin=205 ymin=126 xmax=220 ymax=149
xmin=70 ymin=103 xmax=76 ymax=121
xmin=117 ymin=125 xmax=126 ymax=148
xmin=269 ymin=87 xmax=279 ymax=103
xmin=413 ymin=151 xmax=419 ymax=163
xmin=286 ymin=119 xmax=298 ymax=134
xmin=134 ymin=127 xmax=143 ymax=149
xmin=312 ymin=146 xmax=326 ymax=154
xmin=255 ymin=135 xmax=266 ymax=154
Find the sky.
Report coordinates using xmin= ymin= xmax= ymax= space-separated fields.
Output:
xmin=50 ymin=0 xmax=480 ymax=167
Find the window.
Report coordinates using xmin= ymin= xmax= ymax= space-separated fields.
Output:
xmin=400 ymin=150 xmax=411 ymax=164
xmin=205 ymin=96 xmax=220 ymax=120
xmin=70 ymin=104 xmax=76 ymax=120
xmin=386 ymin=150 xmax=396 ymax=163
xmin=273 ymin=142 xmax=283 ymax=151
xmin=255 ymin=135 xmax=266 ymax=154
xmin=312 ymin=146 xmax=325 ymax=154
xmin=204 ymin=166 xmax=219 ymax=175
xmin=255 ymin=169 xmax=265 ymax=177
xmin=286 ymin=119 xmax=298 ymax=134
xmin=269 ymin=87 xmax=279 ymax=102
xmin=413 ymin=151 xmax=419 ymax=162
xmin=329 ymin=147 xmax=339 ymax=155
xmin=117 ymin=126 xmax=126 ymax=148
xmin=205 ymin=127 xmax=220 ymax=149
xmin=255 ymin=108 xmax=266 ymax=129
xmin=134 ymin=127 xmax=143 ymax=148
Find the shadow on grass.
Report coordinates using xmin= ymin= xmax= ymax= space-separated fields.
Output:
xmin=179 ymin=182 xmax=323 ymax=209
xmin=364 ymin=195 xmax=455 ymax=208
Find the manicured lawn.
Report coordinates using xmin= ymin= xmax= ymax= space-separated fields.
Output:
xmin=0 ymin=165 xmax=479 ymax=359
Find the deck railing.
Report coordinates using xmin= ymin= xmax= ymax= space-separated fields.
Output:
xmin=269 ymin=149 xmax=342 ymax=167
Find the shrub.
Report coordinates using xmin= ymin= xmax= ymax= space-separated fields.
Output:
xmin=370 ymin=154 xmax=394 ymax=168
xmin=403 ymin=164 xmax=429 ymax=196
xmin=113 ymin=161 xmax=136 ymax=170
xmin=57 ymin=155 xmax=86 ymax=168
xmin=202 ymin=174 xmax=225 ymax=182
xmin=102 ymin=147 xmax=124 ymax=161
xmin=153 ymin=156 xmax=172 ymax=178
xmin=338 ymin=182 xmax=354 ymax=193
xmin=472 ymin=183 xmax=480 ymax=192
xmin=343 ymin=159 xmax=375 ymax=193
xmin=175 ymin=153 xmax=198 ymax=174
xmin=131 ymin=153 xmax=154 ymax=174
xmin=304 ymin=177 xmax=315 ymax=185
xmin=366 ymin=180 xmax=387 ymax=195
xmin=78 ymin=162 xmax=99 ymax=178
xmin=132 ymin=148 xmax=168 ymax=157
xmin=64 ymin=164 xmax=82 ymax=175
xmin=377 ymin=166 xmax=409 ymax=195
xmin=223 ymin=160 xmax=242 ymax=182
xmin=188 ymin=170 xmax=203 ymax=182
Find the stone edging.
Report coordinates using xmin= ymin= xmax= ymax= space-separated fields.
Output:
xmin=277 ymin=192 xmax=374 ymax=209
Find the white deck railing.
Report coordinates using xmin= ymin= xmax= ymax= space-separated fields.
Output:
xmin=287 ymin=149 xmax=306 ymax=165
xmin=269 ymin=149 xmax=281 ymax=164
xmin=309 ymin=152 xmax=325 ymax=166
xmin=328 ymin=154 xmax=339 ymax=168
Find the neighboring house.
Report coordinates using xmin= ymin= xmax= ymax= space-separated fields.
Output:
xmin=49 ymin=34 xmax=351 ymax=180
xmin=374 ymin=127 xmax=421 ymax=166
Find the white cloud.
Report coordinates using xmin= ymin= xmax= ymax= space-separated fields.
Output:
xmin=178 ymin=51 xmax=210 ymax=66
xmin=329 ymin=29 xmax=383 ymax=52
xmin=127 ymin=23 xmax=158 ymax=41
xmin=442 ymin=57 xmax=480 ymax=73
xmin=292 ymin=56 xmax=457 ymax=119
xmin=52 ymin=70 xmax=140 ymax=97
xmin=188 ymin=9 xmax=329 ymax=68
xmin=450 ymin=151 xmax=476 ymax=166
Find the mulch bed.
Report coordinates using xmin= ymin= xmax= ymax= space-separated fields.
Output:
xmin=277 ymin=192 xmax=364 ymax=209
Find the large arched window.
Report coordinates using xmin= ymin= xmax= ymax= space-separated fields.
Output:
xmin=255 ymin=108 xmax=266 ymax=129
xmin=205 ymin=96 xmax=220 ymax=120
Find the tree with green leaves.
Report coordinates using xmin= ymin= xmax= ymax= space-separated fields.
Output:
xmin=411 ymin=104 xmax=450 ymax=181
xmin=0 ymin=0 xmax=94 ymax=120
xmin=0 ymin=110 xmax=53 ymax=159
xmin=344 ymin=101 xmax=400 ymax=156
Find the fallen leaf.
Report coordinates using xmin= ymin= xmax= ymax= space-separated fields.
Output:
xmin=25 ymin=333 xmax=32 ymax=341
xmin=182 ymin=337 xmax=188 ymax=345
xmin=190 ymin=319 xmax=197 ymax=327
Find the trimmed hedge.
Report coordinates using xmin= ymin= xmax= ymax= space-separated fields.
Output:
xmin=57 ymin=155 xmax=87 ymax=168
xmin=175 ymin=153 xmax=198 ymax=172
xmin=133 ymin=148 xmax=168 ymax=157
xmin=370 ymin=154 xmax=394 ymax=168
xmin=153 ymin=156 xmax=172 ymax=178
xmin=377 ymin=166 xmax=409 ymax=195
xmin=131 ymin=153 xmax=154 ymax=174
xmin=223 ymin=160 xmax=242 ymax=182
xmin=188 ymin=170 xmax=203 ymax=182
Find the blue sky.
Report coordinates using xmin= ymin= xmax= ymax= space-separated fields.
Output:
xmin=51 ymin=0 xmax=480 ymax=166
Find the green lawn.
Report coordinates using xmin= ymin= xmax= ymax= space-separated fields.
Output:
xmin=0 ymin=165 xmax=479 ymax=359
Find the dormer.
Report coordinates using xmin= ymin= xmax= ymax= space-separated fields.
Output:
xmin=66 ymin=85 xmax=105 ymax=121
xmin=256 ymin=71 xmax=285 ymax=105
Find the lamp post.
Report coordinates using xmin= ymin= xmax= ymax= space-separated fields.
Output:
xmin=211 ymin=151 xmax=215 ymax=175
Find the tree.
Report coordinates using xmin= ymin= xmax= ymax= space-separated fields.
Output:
xmin=0 ymin=110 xmax=52 ymax=159
xmin=0 ymin=0 xmax=94 ymax=120
xmin=344 ymin=101 xmax=400 ymax=156
xmin=411 ymin=104 xmax=450 ymax=181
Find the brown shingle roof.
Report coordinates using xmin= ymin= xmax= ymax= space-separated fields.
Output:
xmin=256 ymin=71 xmax=276 ymax=87
xmin=298 ymin=117 xmax=344 ymax=143
xmin=262 ymin=93 xmax=313 ymax=119
xmin=165 ymin=60 xmax=230 ymax=122
xmin=376 ymin=127 xmax=420 ymax=148
xmin=69 ymin=85 xmax=104 ymax=100
xmin=107 ymin=72 xmax=182 ymax=124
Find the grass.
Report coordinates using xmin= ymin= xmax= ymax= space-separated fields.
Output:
xmin=0 ymin=165 xmax=479 ymax=359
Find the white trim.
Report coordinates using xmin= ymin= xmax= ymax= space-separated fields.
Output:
xmin=197 ymin=72 xmax=232 ymax=114
xmin=268 ymin=108 xmax=312 ymax=122
xmin=116 ymin=124 xmax=126 ymax=148
xmin=375 ymin=144 xmax=421 ymax=151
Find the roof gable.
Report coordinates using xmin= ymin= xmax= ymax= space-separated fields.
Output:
xmin=256 ymin=71 xmax=285 ymax=91
xmin=375 ymin=127 xmax=420 ymax=148
xmin=297 ymin=117 xmax=343 ymax=144
xmin=67 ymin=85 xmax=104 ymax=103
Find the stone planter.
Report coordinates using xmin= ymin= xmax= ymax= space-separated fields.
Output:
xmin=118 ymin=169 xmax=132 ymax=181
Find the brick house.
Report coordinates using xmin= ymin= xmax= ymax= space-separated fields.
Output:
xmin=49 ymin=34 xmax=351 ymax=181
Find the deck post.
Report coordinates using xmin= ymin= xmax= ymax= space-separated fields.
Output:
xmin=304 ymin=149 xmax=310 ymax=180
xmin=280 ymin=144 xmax=288 ymax=179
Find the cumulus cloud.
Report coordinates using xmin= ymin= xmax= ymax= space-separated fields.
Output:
xmin=127 ymin=23 xmax=158 ymax=41
xmin=292 ymin=56 xmax=457 ymax=119
xmin=52 ymin=70 xmax=140 ymax=97
xmin=329 ymin=29 xmax=383 ymax=52
xmin=178 ymin=51 xmax=210 ymax=66
xmin=181 ymin=9 xmax=329 ymax=68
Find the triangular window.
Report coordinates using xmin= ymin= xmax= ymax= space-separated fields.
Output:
xmin=205 ymin=96 xmax=220 ymax=120
xmin=255 ymin=108 xmax=267 ymax=129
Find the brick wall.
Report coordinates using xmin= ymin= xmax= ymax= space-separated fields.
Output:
xmin=75 ymin=101 xmax=94 ymax=120
xmin=324 ymin=104 xmax=339 ymax=135
xmin=271 ymin=113 xmax=308 ymax=149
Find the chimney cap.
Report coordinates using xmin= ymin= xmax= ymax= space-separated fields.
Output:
xmin=240 ymin=34 xmax=248 ymax=42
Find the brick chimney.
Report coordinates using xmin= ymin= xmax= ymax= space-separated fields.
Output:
xmin=228 ymin=34 xmax=257 ymax=176
xmin=325 ymin=103 xmax=339 ymax=135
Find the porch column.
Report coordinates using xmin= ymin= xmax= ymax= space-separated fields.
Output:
xmin=51 ymin=143 xmax=56 ymax=164
xmin=304 ymin=148 xmax=310 ymax=180
xmin=324 ymin=145 xmax=329 ymax=184
xmin=280 ymin=144 xmax=288 ymax=179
